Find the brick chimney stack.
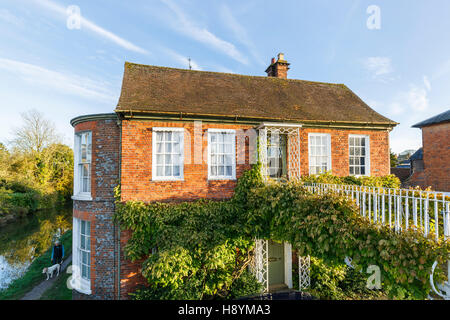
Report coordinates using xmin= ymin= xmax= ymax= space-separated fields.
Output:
xmin=265 ymin=53 xmax=290 ymax=79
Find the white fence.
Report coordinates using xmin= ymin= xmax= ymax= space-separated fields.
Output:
xmin=305 ymin=183 xmax=450 ymax=241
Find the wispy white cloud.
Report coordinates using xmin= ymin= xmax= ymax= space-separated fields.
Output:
xmin=210 ymin=65 xmax=235 ymax=74
xmin=0 ymin=57 xmax=115 ymax=102
xmin=0 ymin=8 xmax=23 ymax=26
xmin=33 ymin=0 xmax=148 ymax=54
xmin=363 ymin=56 xmax=393 ymax=77
xmin=219 ymin=4 xmax=263 ymax=66
xmin=160 ymin=0 xmax=247 ymax=65
xmin=389 ymin=84 xmax=429 ymax=115
xmin=404 ymin=85 xmax=429 ymax=112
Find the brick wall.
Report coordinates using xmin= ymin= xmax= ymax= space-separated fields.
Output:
xmin=121 ymin=120 xmax=391 ymax=203
xmin=119 ymin=229 xmax=147 ymax=299
xmin=73 ymin=117 xmax=391 ymax=299
xmin=299 ymin=128 xmax=390 ymax=177
xmin=422 ymin=123 xmax=450 ymax=192
xmin=72 ymin=118 xmax=120 ymax=300
xmin=120 ymin=120 xmax=253 ymax=203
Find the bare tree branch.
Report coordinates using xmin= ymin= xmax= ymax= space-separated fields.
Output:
xmin=10 ymin=109 xmax=61 ymax=154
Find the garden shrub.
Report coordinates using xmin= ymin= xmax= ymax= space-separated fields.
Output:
xmin=226 ymin=270 xmax=263 ymax=299
xmin=115 ymin=166 xmax=450 ymax=300
xmin=309 ymin=257 xmax=347 ymax=300
xmin=9 ymin=192 xmax=38 ymax=212
xmin=115 ymin=198 xmax=256 ymax=300
xmin=301 ymin=171 xmax=401 ymax=189
xmin=247 ymin=180 xmax=450 ymax=299
xmin=293 ymin=257 xmax=386 ymax=300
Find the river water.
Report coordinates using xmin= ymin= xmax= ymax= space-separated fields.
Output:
xmin=0 ymin=207 xmax=72 ymax=290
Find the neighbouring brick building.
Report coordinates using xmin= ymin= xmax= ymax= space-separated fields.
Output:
xmin=70 ymin=53 xmax=397 ymax=299
xmin=406 ymin=110 xmax=450 ymax=192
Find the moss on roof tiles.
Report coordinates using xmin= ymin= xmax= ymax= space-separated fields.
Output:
xmin=117 ymin=62 xmax=397 ymax=126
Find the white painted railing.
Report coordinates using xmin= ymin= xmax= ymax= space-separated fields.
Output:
xmin=305 ymin=183 xmax=450 ymax=241
xmin=306 ymin=183 xmax=450 ymax=299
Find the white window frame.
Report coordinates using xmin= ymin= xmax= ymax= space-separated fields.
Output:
xmin=71 ymin=218 xmax=91 ymax=295
xmin=348 ymin=134 xmax=371 ymax=176
xmin=152 ymin=127 xmax=185 ymax=181
xmin=72 ymin=131 xmax=92 ymax=201
xmin=308 ymin=133 xmax=332 ymax=175
xmin=207 ymin=129 xmax=236 ymax=180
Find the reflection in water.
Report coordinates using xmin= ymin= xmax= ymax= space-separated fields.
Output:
xmin=0 ymin=207 xmax=72 ymax=290
xmin=0 ymin=256 xmax=30 ymax=290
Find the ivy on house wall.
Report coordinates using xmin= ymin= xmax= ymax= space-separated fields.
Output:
xmin=113 ymin=166 xmax=263 ymax=299
xmin=114 ymin=166 xmax=450 ymax=300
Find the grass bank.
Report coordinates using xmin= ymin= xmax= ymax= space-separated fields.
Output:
xmin=40 ymin=271 xmax=72 ymax=300
xmin=0 ymin=230 xmax=72 ymax=300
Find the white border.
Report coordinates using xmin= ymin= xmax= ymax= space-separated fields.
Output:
xmin=348 ymin=134 xmax=371 ymax=176
xmin=72 ymin=131 xmax=93 ymax=201
xmin=308 ymin=133 xmax=332 ymax=174
xmin=207 ymin=129 xmax=236 ymax=180
xmin=152 ymin=127 xmax=185 ymax=181
xmin=72 ymin=217 xmax=92 ymax=295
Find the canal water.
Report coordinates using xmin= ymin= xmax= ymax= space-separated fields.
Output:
xmin=0 ymin=206 xmax=72 ymax=290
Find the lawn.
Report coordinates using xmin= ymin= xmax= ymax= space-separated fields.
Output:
xmin=40 ymin=270 xmax=72 ymax=300
xmin=0 ymin=230 xmax=72 ymax=300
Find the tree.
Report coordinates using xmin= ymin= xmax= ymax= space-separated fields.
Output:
xmin=390 ymin=150 xmax=398 ymax=168
xmin=0 ymin=142 xmax=10 ymax=179
xmin=10 ymin=109 xmax=61 ymax=154
xmin=38 ymin=143 xmax=74 ymax=200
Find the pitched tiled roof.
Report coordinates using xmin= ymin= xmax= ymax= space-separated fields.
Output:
xmin=409 ymin=148 xmax=423 ymax=161
xmin=412 ymin=109 xmax=450 ymax=128
xmin=116 ymin=62 xmax=397 ymax=127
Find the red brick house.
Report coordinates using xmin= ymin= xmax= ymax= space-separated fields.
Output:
xmin=406 ymin=110 xmax=450 ymax=192
xmin=70 ymin=53 xmax=397 ymax=299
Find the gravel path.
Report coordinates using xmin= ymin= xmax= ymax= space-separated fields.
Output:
xmin=21 ymin=255 xmax=72 ymax=300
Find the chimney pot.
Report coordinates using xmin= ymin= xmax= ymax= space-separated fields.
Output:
xmin=265 ymin=53 xmax=290 ymax=79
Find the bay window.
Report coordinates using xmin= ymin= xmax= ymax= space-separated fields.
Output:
xmin=72 ymin=218 xmax=91 ymax=295
xmin=73 ymin=131 xmax=92 ymax=200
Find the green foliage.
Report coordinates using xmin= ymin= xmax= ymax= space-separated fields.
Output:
xmin=0 ymin=230 xmax=72 ymax=300
xmin=248 ymin=181 xmax=450 ymax=299
xmin=115 ymin=166 xmax=449 ymax=300
xmin=0 ymin=188 xmax=38 ymax=217
xmin=293 ymin=257 xmax=385 ymax=300
xmin=115 ymin=197 xmax=255 ymax=299
xmin=39 ymin=271 xmax=72 ymax=300
xmin=0 ymin=143 xmax=73 ymax=220
xmin=390 ymin=150 xmax=399 ymax=168
xmin=8 ymin=192 xmax=39 ymax=212
xmin=301 ymin=171 xmax=401 ymax=189
xmin=226 ymin=270 xmax=263 ymax=299
xmin=309 ymin=257 xmax=347 ymax=299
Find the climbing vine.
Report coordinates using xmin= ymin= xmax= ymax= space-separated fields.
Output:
xmin=114 ymin=165 xmax=450 ymax=300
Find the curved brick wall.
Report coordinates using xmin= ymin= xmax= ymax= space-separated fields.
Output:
xmin=71 ymin=115 xmax=121 ymax=300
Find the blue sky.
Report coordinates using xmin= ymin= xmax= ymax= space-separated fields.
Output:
xmin=0 ymin=0 xmax=449 ymax=153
